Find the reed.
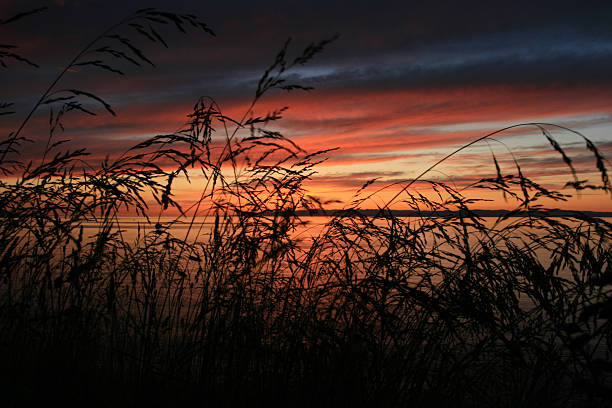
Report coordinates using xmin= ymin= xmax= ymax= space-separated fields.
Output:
xmin=1 ymin=7 xmax=611 ymax=407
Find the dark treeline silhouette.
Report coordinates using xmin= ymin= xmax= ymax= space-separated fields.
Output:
xmin=245 ymin=209 xmax=612 ymax=218
xmin=1 ymin=7 xmax=612 ymax=407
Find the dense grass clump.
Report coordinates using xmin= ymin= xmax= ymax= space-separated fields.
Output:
xmin=1 ymin=8 xmax=612 ymax=407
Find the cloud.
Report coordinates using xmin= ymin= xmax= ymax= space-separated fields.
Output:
xmin=3 ymin=1 xmax=612 ymax=211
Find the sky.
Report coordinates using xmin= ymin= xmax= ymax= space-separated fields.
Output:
xmin=2 ymin=0 xmax=612 ymax=212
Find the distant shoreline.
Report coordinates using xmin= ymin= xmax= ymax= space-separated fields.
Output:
xmin=239 ymin=209 xmax=612 ymax=218
xmin=2 ymin=209 xmax=611 ymax=220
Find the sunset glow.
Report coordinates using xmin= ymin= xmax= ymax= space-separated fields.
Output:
xmin=4 ymin=3 xmax=612 ymax=405
xmin=2 ymin=0 xmax=611 ymax=213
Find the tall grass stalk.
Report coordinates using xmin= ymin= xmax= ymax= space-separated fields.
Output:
xmin=1 ymin=7 xmax=611 ymax=407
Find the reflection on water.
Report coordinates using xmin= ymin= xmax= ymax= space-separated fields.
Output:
xmin=83 ymin=215 xmax=612 ymax=256
xmin=81 ymin=216 xmax=332 ymax=245
xmin=79 ymin=216 xmax=612 ymax=310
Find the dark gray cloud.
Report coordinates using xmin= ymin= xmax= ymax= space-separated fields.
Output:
xmin=3 ymin=1 xmax=612 ymax=152
xmin=4 ymin=1 xmax=612 ymax=90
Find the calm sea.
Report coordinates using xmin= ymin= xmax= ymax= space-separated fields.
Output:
xmin=80 ymin=215 xmax=612 ymax=247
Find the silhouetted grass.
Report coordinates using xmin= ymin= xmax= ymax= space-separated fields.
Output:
xmin=1 ymin=7 xmax=612 ymax=408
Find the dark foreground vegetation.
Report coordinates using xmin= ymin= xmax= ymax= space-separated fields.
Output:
xmin=1 ymin=8 xmax=612 ymax=407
